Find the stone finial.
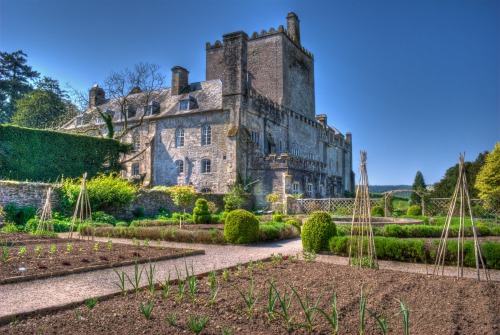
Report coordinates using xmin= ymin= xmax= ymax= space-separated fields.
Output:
xmin=171 ymin=66 xmax=189 ymax=95
xmin=89 ymin=84 xmax=105 ymax=107
xmin=286 ymin=12 xmax=300 ymax=45
xmin=346 ymin=132 xmax=352 ymax=143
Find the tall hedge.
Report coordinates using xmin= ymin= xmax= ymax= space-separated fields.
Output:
xmin=0 ymin=125 xmax=129 ymax=182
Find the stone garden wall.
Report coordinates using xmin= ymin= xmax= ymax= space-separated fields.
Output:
xmin=0 ymin=180 xmax=254 ymax=223
xmin=0 ymin=181 xmax=58 ymax=224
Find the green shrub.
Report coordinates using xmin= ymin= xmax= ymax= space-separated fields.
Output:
xmin=132 ymin=206 xmax=145 ymax=218
xmin=92 ymin=211 xmax=117 ymax=225
xmin=371 ymin=206 xmax=384 ymax=217
xmin=302 ymin=211 xmax=337 ymax=252
xmin=407 ymin=205 xmax=422 ymax=216
xmin=25 ymin=218 xmax=73 ymax=233
xmin=490 ymin=226 xmax=500 ymax=236
xmin=3 ymin=203 xmax=36 ymax=226
xmin=1 ymin=223 xmax=18 ymax=233
xmin=259 ymin=222 xmax=299 ymax=241
xmin=130 ymin=219 xmax=171 ymax=227
xmin=193 ymin=198 xmax=212 ymax=224
xmin=60 ymin=173 xmax=137 ymax=212
xmin=116 ymin=222 xmax=128 ymax=227
xmin=224 ymin=209 xmax=259 ymax=244
xmin=381 ymin=224 xmax=406 ymax=238
xmin=285 ymin=219 xmax=301 ymax=233
xmin=272 ymin=213 xmax=283 ymax=222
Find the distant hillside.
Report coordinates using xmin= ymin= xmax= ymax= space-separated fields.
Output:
xmin=368 ymin=185 xmax=412 ymax=194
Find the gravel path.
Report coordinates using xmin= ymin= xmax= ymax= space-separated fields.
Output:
xmin=0 ymin=235 xmax=498 ymax=323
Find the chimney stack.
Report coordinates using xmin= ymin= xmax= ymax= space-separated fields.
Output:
xmin=171 ymin=66 xmax=189 ymax=95
xmin=286 ymin=12 xmax=301 ymax=45
xmin=89 ymin=84 xmax=105 ymax=107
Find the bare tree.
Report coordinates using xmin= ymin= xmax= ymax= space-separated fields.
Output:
xmin=69 ymin=62 xmax=166 ymax=140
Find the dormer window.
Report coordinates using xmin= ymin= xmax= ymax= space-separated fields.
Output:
xmin=179 ymin=96 xmax=198 ymax=111
xmin=126 ymin=105 xmax=137 ymax=118
xmin=76 ymin=116 xmax=83 ymax=127
xmin=144 ymin=101 xmax=160 ymax=115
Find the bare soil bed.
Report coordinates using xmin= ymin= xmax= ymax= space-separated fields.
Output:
xmin=1 ymin=259 xmax=498 ymax=334
xmin=0 ymin=233 xmax=202 ymax=284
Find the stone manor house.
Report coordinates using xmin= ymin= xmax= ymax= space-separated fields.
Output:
xmin=64 ymin=13 xmax=354 ymax=207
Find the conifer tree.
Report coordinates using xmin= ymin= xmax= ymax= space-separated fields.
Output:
xmin=410 ymin=171 xmax=426 ymax=205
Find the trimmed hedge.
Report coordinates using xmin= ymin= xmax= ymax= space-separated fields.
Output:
xmin=407 ymin=205 xmax=422 ymax=216
xmin=286 ymin=219 xmax=301 ymax=233
xmin=259 ymin=221 xmax=300 ymax=241
xmin=0 ymin=124 xmax=129 ymax=182
xmin=371 ymin=206 xmax=385 ymax=217
xmin=224 ymin=209 xmax=259 ymax=244
xmin=302 ymin=211 xmax=337 ymax=252
xmin=328 ymin=236 xmax=500 ymax=269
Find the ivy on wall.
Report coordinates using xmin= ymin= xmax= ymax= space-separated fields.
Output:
xmin=0 ymin=125 xmax=130 ymax=182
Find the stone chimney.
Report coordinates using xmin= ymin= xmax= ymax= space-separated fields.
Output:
xmin=89 ymin=84 xmax=105 ymax=107
xmin=171 ymin=66 xmax=189 ymax=95
xmin=222 ymin=31 xmax=248 ymax=96
xmin=346 ymin=132 xmax=352 ymax=143
xmin=315 ymin=114 xmax=327 ymax=127
xmin=286 ymin=12 xmax=300 ymax=45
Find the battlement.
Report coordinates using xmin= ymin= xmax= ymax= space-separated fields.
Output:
xmin=252 ymin=153 xmax=326 ymax=173
xmin=206 ymin=25 xmax=313 ymax=60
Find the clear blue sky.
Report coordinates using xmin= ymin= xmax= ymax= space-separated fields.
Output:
xmin=1 ymin=0 xmax=498 ymax=185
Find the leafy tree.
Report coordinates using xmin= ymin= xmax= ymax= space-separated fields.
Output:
xmin=0 ymin=50 xmax=39 ymax=123
xmin=432 ymin=152 xmax=488 ymax=198
xmin=475 ymin=143 xmax=500 ymax=210
xmin=223 ymin=184 xmax=246 ymax=212
xmin=265 ymin=193 xmax=281 ymax=213
xmin=11 ymin=77 xmax=78 ymax=129
xmin=167 ymin=185 xmax=196 ymax=228
xmin=410 ymin=171 xmax=426 ymax=205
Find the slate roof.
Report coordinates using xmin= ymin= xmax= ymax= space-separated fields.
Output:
xmin=62 ymin=80 xmax=222 ymax=129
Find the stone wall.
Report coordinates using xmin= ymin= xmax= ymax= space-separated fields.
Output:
xmin=0 ymin=180 xmax=254 ymax=222
xmin=110 ymin=190 xmax=254 ymax=220
xmin=0 ymin=181 xmax=58 ymax=224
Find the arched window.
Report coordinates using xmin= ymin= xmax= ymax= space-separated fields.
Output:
xmin=201 ymin=159 xmax=211 ymax=173
xmin=132 ymin=132 xmax=141 ymax=152
xmin=201 ymin=124 xmax=211 ymax=146
xmin=175 ymin=127 xmax=184 ymax=147
xmin=175 ymin=160 xmax=184 ymax=174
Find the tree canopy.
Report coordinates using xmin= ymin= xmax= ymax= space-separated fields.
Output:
xmin=432 ymin=152 xmax=487 ymax=198
xmin=475 ymin=143 xmax=500 ymax=210
xmin=11 ymin=77 xmax=77 ymax=129
xmin=0 ymin=50 xmax=39 ymax=123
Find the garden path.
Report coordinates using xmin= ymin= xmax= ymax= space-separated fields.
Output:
xmin=0 ymin=236 xmax=498 ymax=324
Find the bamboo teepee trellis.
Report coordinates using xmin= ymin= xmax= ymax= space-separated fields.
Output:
xmin=348 ymin=151 xmax=378 ymax=269
xmin=68 ymin=173 xmax=94 ymax=240
xmin=36 ymin=187 xmax=54 ymax=232
xmin=433 ymin=153 xmax=490 ymax=281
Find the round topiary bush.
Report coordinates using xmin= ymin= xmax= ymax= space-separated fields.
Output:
xmin=371 ymin=206 xmax=385 ymax=217
xmin=286 ymin=219 xmax=301 ymax=233
xmin=407 ymin=205 xmax=422 ymax=216
xmin=193 ymin=198 xmax=212 ymax=224
xmin=272 ymin=213 xmax=283 ymax=222
xmin=224 ymin=209 xmax=259 ymax=244
xmin=301 ymin=211 xmax=337 ymax=252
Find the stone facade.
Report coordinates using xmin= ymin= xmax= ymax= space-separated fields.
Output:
xmin=63 ymin=13 xmax=354 ymax=208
